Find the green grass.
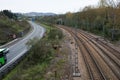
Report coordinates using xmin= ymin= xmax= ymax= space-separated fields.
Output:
xmin=3 ymin=60 xmax=49 ymax=80
xmin=38 ymin=23 xmax=54 ymax=34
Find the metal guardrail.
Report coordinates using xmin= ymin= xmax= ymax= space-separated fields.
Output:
xmin=0 ymin=48 xmax=28 ymax=79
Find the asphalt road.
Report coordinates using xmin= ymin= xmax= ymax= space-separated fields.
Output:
xmin=0 ymin=21 xmax=45 ymax=72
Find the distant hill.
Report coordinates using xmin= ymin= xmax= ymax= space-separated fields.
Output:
xmin=23 ymin=12 xmax=56 ymax=17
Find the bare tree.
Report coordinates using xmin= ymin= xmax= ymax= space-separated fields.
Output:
xmin=106 ymin=0 xmax=117 ymax=7
xmin=99 ymin=0 xmax=108 ymax=7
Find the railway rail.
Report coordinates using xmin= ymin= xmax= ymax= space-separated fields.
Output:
xmin=61 ymin=27 xmax=107 ymax=80
xmin=79 ymin=30 xmax=120 ymax=60
xmin=78 ymin=30 xmax=120 ymax=79
xmin=59 ymin=25 xmax=120 ymax=80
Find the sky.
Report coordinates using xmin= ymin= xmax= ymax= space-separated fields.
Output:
xmin=0 ymin=0 xmax=100 ymax=14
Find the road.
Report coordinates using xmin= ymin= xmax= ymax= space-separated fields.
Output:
xmin=0 ymin=21 xmax=45 ymax=75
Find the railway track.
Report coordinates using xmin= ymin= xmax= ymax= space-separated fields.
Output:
xmin=77 ymin=36 xmax=106 ymax=80
xmin=59 ymin=26 xmax=120 ymax=80
xmin=98 ymin=41 xmax=120 ymax=59
xmin=80 ymin=30 xmax=120 ymax=60
xmin=77 ymin=30 xmax=120 ymax=79
xmin=61 ymin=26 xmax=107 ymax=80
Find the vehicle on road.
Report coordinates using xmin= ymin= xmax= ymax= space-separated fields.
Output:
xmin=0 ymin=48 xmax=9 ymax=67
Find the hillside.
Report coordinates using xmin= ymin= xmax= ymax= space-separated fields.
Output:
xmin=0 ymin=12 xmax=30 ymax=45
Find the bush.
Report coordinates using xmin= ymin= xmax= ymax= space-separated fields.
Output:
xmin=48 ymin=28 xmax=63 ymax=40
xmin=24 ymin=38 xmax=54 ymax=69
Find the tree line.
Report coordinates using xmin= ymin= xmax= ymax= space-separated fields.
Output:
xmin=0 ymin=10 xmax=17 ymax=20
xmin=38 ymin=0 xmax=120 ymax=41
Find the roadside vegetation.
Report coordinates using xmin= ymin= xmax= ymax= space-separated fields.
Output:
xmin=0 ymin=10 xmax=30 ymax=45
xmin=37 ymin=0 xmax=120 ymax=41
xmin=3 ymin=23 xmax=71 ymax=80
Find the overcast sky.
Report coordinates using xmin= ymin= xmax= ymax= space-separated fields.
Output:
xmin=0 ymin=0 xmax=100 ymax=14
